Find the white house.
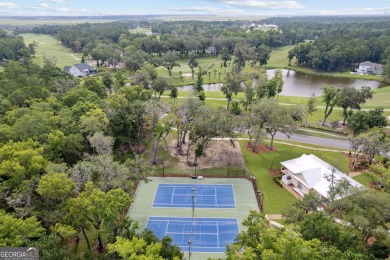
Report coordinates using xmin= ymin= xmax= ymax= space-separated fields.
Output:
xmin=63 ymin=63 xmax=97 ymax=77
xmin=280 ymin=154 xmax=364 ymax=201
xmin=356 ymin=61 xmax=383 ymax=75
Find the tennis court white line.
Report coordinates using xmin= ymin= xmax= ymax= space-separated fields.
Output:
xmin=149 ymin=220 xmax=237 ymax=224
xmin=158 ymin=184 xmax=234 ymax=187
xmin=170 ymin=186 xmax=176 ymax=204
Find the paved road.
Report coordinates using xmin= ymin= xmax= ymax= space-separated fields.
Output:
xmin=272 ymin=132 xmax=351 ymax=150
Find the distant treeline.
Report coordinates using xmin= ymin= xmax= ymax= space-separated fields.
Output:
xmin=13 ymin=16 xmax=390 ymax=74
xmin=263 ymin=16 xmax=390 ymax=72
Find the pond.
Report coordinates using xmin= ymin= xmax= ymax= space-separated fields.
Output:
xmin=177 ymin=69 xmax=387 ymax=97
xmin=266 ymin=69 xmax=387 ymax=97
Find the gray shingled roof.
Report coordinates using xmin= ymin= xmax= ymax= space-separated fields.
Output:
xmin=359 ymin=61 xmax=383 ymax=68
xmin=63 ymin=66 xmax=71 ymax=72
xmin=74 ymin=63 xmax=93 ymax=71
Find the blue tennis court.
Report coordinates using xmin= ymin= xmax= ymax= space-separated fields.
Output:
xmin=147 ymin=217 xmax=239 ymax=253
xmin=153 ymin=184 xmax=235 ymax=208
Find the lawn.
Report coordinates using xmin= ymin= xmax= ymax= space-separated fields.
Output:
xmin=239 ymin=140 xmax=349 ymax=214
xmin=21 ymin=33 xmax=82 ymax=69
xmin=352 ymin=173 xmax=374 ymax=188
xmin=266 ymin=45 xmax=295 ymax=68
xmin=363 ymin=86 xmax=390 ymax=109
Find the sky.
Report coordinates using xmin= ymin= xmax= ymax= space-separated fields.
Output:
xmin=1 ymin=0 xmax=390 ymax=17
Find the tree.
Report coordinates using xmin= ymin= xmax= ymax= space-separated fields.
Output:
xmin=226 ymin=210 xmax=358 ymax=260
xmin=298 ymin=211 xmax=365 ymax=253
xmin=79 ymin=108 xmax=109 ymax=135
xmin=152 ymin=77 xmax=170 ymax=101
xmin=321 ymin=85 xmax=340 ymax=126
xmin=245 ymin=99 xmax=285 ymax=152
xmin=241 ymin=81 xmax=255 ymax=111
xmin=348 ymin=110 xmax=371 ymax=135
xmin=188 ymin=50 xmax=198 ymax=79
xmin=0 ymin=210 xmax=45 ymax=246
xmin=101 ymin=72 xmax=113 ymax=96
xmin=233 ymin=43 xmax=254 ymax=70
xmin=82 ymin=77 xmax=107 ymax=99
xmin=338 ymin=87 xmax=373 ymax=125
xmin=31 ymin=233 xmax=72 ymax=260
xmin=369 ymin=164 xmax=390 ymax=193
xmin=145 ymin=101 xmax=168 ymax=164
xmin=186 ymin=108 xmax=235 ymax=164
xmin=385 ymin=57 xmax=390 ymax=79
xmin=169 ymin=87 xmax=178 ymax=99
xmin=36 ymin=172 xmax=75 ymax=201
xmin=108 ymin=234 xmax=183 ymax=260
xmin=162 ymin=51 xmax=179 ymax=76
xmin=282 ymin=192 xmax=321 ymax=224
xmin=265 ymin=105 xmax=297 ymax=150
xmin=175 ymin=97 xmax=203 ymax=155
xmin=221 ymin=72 xmax=241 ymax=110
xmin=88 ymin=132 xmax=114 ymax=156
xmin=64 ymin=182 xmax=132 ymax=252
xmin=256 ymin=44 xmax=271 ymax=66
xmin=350 ymin=130 xmax=390 ymax=166
xmin=12 ymin=110 xmax=59 ymax=143
xmin=306 ymin=94 xmax=317 ymax=126
xmin=123 ymin=50 xmax=147 ymax=75
xmin=114 ymin=71 xmax=126 ymax=89
xmin=273 ymin=69 xmax=284 ymax=98
xmin=221 ymin=47 xmax=231 ymax=73
xmin=334 ymin=190 xmax=390 ymax=245
xmin=255 ymin=73 xmax=280 ymax=99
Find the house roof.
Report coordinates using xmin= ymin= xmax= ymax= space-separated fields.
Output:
xmin=63 ymin=66 xmax=71 ymax=72
xmin=359 ymin=61 xmax=383 ymax=68
xmin=74 ymin=63 xmax=93 ymax=71
xmin=281 ymin=154 xmax=365 ymax=199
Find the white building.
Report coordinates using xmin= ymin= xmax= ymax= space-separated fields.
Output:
xmin=356 ymin=61 xmax=383 ymax=75
xmin=280 ymin=154 xmax=364 ymax=201
xmin=63 ymin=63 xmax=97 ymax=77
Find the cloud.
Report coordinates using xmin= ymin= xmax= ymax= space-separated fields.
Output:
xmin=51 ymin=0 xmax=65 ymax=3
xmin=36 ymin=2 xmax=49 ymax=9
xmin=56 ymin=7 xmax=72 ymax=12
xmin=167 ymin=6 xmax=221 ymax=12
xmin=0 ymin=2 xmax=17 ymax=9
xmin=207 ymin=0 xmax=304 ymax=9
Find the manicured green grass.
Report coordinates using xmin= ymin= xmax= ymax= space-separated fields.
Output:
xmin=239 ymin=140 xmax=349 ymax=214
xmin=21 ymin=33 xmax=82 ymax=69
xmin=266 ymin=45 xmax=295 ymax=68
xmin=363 ymin=86 xmax=390 ymax=109
xmin=352 ymin=173 xmax=374 ymax=188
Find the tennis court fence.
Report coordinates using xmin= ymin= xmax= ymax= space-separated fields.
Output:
xmin=150 ymin=166 xmax=250 ymax=179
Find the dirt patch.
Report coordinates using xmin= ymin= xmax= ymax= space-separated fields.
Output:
xmin=182 ymin=73 xmax=193 ymax=77
xmin=246 ymin=143 xmax=276 ymax=154
xmin=167 ymin=139 xmax=246 ymax=170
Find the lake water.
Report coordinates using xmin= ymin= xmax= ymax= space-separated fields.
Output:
xmin=177 ymin=69 xmax=387 ymax=97
xmin=266 ymin=69 xmax=386 ymax=97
